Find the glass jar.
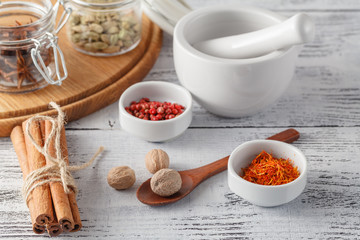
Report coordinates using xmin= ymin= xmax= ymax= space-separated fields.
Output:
xmin=66 ymin=0 xmax=141 ymax=56
xmin=0 ymin=0 xmax=70 ymax=93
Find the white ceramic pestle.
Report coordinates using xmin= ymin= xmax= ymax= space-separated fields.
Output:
xmin=193 ymin=13 xmax=315 ymax=59
xmin=143 ymin=1 xmax=315 ymax=58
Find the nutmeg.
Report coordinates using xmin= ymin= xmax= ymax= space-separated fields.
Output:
xmin=150 ymin=168 xmax=182 ymax=197
xmin=107 ymin=166 xmax=136 ymax=190
xmin=145 ymin=149 xmax=170 ymax=174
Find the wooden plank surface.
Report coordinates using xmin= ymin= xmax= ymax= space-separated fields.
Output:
xmin=189 ymin=0 xmax=360 ymax=10
xmin=0 ymin=127 xmax=359 ymax=239
xmin=0 ymin=0 xmax=359 ymax=239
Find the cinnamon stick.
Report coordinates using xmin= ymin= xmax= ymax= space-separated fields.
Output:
xmin=10 ymin=126 xmax=46 ymax=234
xmin=68 ymin=195 xmax=82 ymax=232
xmin=46 ymin=221 xmax=63 ymax=237
xmin=33 ymin=224 xmax=46 ymax=234
xmin=22 ymin=120 xmax=54 ymax=225
xmin=44 ymin=120 xmax=75 ymax=232
xmin=59 ymin=125 xmax=83 ymax=232
xmin=45 ymin=200 xmax=63 ymax=237
xmin=39 ymin=120 xmax=46 ymax=142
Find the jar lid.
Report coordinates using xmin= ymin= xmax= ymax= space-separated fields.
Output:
xmin=79 ymin=0 xmax=133 ymax=2
xmin=70 ymin=0 xmax=138 ymax=9
xmin=142 ymin=0 xmax=191 ymax=36
xmin=0 ymin=0 xmax=55 ymax=43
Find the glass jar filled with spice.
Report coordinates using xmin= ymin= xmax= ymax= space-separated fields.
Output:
xmin=0 ymin=0 xmax=70 ymax=93
xmin=66 ymin=0 xmax=141 ymax=56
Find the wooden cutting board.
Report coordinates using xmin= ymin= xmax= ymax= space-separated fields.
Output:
xmin=0 ymin=15 xmax=162 ymax=137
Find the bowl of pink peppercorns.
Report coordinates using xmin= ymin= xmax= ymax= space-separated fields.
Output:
xmin=119 ymin=81 xmax=193 ymax=142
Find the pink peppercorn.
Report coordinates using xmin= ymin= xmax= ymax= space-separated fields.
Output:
xmin=149 ymin=108 xmax=156 ymax=115
xmin=126 ymin=98 xmax=185 ymax=121
xmin=157 ymin=107 xmax=164 ymax=114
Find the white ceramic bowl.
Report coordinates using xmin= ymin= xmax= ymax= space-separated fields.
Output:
xmin=228 ymin=140 xmax=307 ymax=207
xmin=174 ymin=5 xmax=301 ymax=117
xmin=119 ymin=81 xmax=193 ymax=142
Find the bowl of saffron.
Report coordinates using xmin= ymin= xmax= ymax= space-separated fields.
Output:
xmin=228 ymin=140 xmax=307 ymax=207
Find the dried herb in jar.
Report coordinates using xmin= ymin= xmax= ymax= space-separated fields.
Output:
xmin=241 ymin=150 xmax=300 ymax=185
xmin=0 ymin=20 xmax=53 ymax=90
xmin=68 ymin=1 xmax=141 ymax=55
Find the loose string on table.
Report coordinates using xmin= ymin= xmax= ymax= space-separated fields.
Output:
xmin=22 ymin=102 xmax=104 ymax=204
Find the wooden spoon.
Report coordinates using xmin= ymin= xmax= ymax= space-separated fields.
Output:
xmin=136 ymin=128 xmax=300 ymax=206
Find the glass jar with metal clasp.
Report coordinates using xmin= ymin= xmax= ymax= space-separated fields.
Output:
xmin=0 ymin=0 xmax=71 ymax=93
xmin=66 ymin=0 xmax=141 ymax=56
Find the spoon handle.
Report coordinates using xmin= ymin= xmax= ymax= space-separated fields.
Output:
xmin=181 ymin=156 xmax=229 ymax=184
xmin=266 ymin=128 xmax=300 ymax=143
xmin=184 ymin=128 xmax=300 ymax=184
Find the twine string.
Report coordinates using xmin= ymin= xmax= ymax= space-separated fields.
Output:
xmin=22 ymin=102 xmax=104 ymax=204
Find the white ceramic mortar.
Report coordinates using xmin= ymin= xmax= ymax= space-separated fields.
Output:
xmin=173 ymin=5 xmax=301 ymax=117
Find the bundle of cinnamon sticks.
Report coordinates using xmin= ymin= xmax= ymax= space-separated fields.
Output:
xmin=11 ymin=120 xmax=82 ymax=236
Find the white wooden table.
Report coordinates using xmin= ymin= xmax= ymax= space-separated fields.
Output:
xmin=1 ymin=0 xmax=359 ymax=239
